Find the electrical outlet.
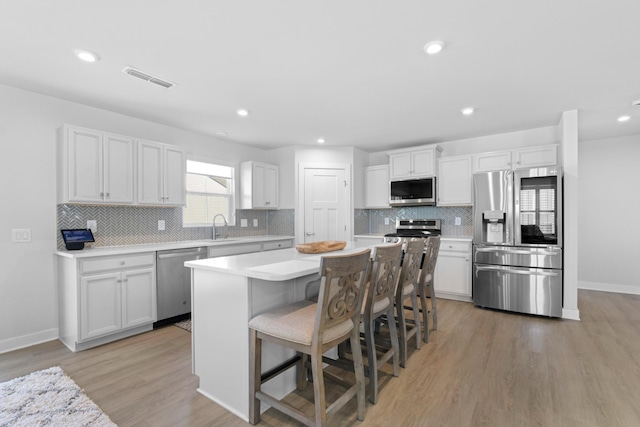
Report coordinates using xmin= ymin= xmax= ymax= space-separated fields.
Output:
xmin=87 ymin=220 xmax=97 ymax=233
xmin=253 ymin=219 xmax=258 ymax=227
xmin=455 ymin=217 xmax=461 ymax=226
xmin=384 ymin=217 xmax=389 ymax=225
xmin=241 ymin=219 xmax=248 ymax=227
xmin=158 ymin=220 xmax=165 ymax=231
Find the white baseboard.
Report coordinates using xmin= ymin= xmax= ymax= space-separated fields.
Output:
xmin=579 ymin=281 xmax=640 ymax=296
xmin=562 ymin=308 xmax=580 ymax=321
xmin=0 ymin=328 xmax=59 ymax=354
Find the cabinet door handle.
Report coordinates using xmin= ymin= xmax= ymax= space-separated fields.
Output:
xmin=305 ymin=232 xmax=315 ymax=236
xmin=105 ymin=193 xmax=110 ymax=198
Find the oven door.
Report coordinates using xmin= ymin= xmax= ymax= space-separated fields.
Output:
xmin=473 ymin=264 xmax=563 ymax=317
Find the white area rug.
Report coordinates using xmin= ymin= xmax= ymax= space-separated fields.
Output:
xmin=0 ymin=366 xmax=116 ymax=427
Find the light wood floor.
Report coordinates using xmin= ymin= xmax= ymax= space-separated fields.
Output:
xmin=2 ymin=289 xmax=640 ymax=427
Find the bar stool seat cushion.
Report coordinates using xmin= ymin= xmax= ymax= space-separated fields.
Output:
xmin=249 ymin=300 xmax=354 ymax=346
xmin=402 ymin=282 xmax=415 ymax=296
xmin=360 ymin=286 xmax=391 ymax=315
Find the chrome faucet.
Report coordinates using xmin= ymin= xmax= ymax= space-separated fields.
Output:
xmin=212 ymin=214 xmax=228 ymax=240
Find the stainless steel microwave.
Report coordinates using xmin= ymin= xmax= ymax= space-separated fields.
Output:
xmin=389 ymin=177 xmax=436 ymax=206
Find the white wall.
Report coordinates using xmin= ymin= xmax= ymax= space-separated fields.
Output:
xmin=0 ymin=84 xmax=266 ymax=352
xmin=578 ymin=133 xmax=640 ymax=294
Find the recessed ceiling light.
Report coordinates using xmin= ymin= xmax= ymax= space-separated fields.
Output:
xmin=317 ymin=138 xmax=325 ymax=144
xmin=236 ymin=109 xmax=249 ymax=117
xmin=461 ymin=107 xmax=475 ymax=115
xmin=617 ymin=115 xmax=631 ymax=122
xmin=424 ymin=41 xmax=444 ymax=55
xmin=74 ymin=49 xmax=99 ymax=63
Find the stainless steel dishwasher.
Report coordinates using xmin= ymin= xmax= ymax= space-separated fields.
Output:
xmin=155 ymin=246 xmax=207 ymax=326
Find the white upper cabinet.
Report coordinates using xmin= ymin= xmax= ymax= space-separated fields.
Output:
xmin=473 ymin=144 xmax=558 ymax=173
xmin=364 ymin=165 xmax=390 ymax=208
xmin=137 ymin=140 xmax=185 ymax=206
xmin=388 ymin=145 xmax=441 ymax=179
xmin=437 ymin=155 xmax=472 ymax=206
xmin=240 ymin=161 xmax=279 ymax=209
xmin=57 ymin=125 xmax=135 ymax=204
xmin=512 ymin=145 xmax=558 ymax=169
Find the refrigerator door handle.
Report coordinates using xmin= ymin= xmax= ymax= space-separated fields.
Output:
xmin=475 ymin=265 xmax=559 ymax=277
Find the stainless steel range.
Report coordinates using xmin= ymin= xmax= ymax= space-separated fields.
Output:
xmin=384 ymin=219 xmax=441 ymax=243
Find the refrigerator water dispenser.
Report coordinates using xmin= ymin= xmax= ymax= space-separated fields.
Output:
xmin=483 ymin=210 xmax=505 ymax=243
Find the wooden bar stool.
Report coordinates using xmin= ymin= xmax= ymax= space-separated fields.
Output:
xmin=361 ymin=243 xmax=402 ymax=403
xmin=417 ymin=235 xmax=441 ymax=343
xmin=395 ymin=239 xmax=423 ymax=368
xmin=248 ymin=249 xmax=371 ymax=427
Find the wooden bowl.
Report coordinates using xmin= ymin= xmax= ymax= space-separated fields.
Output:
xmin=295 ymin=240 xmax=347 ymax=254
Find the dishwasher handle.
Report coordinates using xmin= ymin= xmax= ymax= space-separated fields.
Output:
xmin=157 ymin=248 xmax=207 ymax=260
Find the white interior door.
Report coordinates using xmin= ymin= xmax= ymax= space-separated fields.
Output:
xmin=303 ymin=168 xmax=348 ymax=243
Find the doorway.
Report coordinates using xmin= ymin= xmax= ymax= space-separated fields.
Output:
xmin=296 ymin=164 xmax=352 ymax=244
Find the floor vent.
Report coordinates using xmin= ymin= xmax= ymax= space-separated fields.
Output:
xmin=122 ymin=66 xmax=177 ymax=89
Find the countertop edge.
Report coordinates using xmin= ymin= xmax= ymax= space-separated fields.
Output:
xmin=55 ymin=235 xmax=295 ymax=258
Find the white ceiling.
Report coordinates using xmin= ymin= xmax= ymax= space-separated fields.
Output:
xmin=2 ymin=1 xmax=639 ymax=152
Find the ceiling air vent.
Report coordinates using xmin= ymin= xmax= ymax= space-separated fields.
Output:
xmin=122 ymin=66 xmax=177 ymax=89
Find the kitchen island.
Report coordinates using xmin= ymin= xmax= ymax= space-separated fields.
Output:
xmin=185 ymin=241 xmax=377 ymax=421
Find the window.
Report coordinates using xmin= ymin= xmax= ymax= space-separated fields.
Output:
xmin=183 ymin=160 xmax=235 ymax=227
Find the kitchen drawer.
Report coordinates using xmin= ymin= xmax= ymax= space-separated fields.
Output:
xmin=262 ymin=240 xmax=293 ymax=251
xmin=208 ymin=243 xmax=262 ymax=258
xmin=440 ymin=240 xmax=472 ymax=253
xmin=80 ymin=253 xmax=155 ymax=274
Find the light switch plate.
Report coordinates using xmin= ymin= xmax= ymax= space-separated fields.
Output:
xmin=455 ymin=217 xmax=461 ymax=226
xmin=253 ymin=219 xmax=258 ymax=227
xmin=158 ymin=220 xmax=165 ymax=231
xmin=241 ymin=219 xmax=248 ymax=227
xmin=12 ymin=228 xmax=31 ymax=243
xmin=384 ymin=217 xmax=389 ymax=225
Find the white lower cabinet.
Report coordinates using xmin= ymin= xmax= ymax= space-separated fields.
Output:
xmin=434 ymin=239 xmax=472 ymax=302
xmin=58 ymin=252 xmax=156 ymax=351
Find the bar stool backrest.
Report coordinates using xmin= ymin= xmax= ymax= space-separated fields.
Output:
xmin=315 ymin=249 xmax=372 ymax=346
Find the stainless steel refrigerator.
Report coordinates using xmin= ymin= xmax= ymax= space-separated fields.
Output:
xmin=472 ymin=167 xmax=563 ymax=317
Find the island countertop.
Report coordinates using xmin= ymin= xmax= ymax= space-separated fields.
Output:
xmin=185 ymin=241 xmax=376 ymax=281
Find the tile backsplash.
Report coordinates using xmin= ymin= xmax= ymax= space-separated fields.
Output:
xmin=57 ymin=204 xmax=470 ymax=249
xmin=355 ymin=206 xmax=473 ymax=237
xmin=57 ymin=204 xmax=295 ymax=249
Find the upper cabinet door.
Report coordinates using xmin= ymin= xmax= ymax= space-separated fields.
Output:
xmin=389 ymin=152 xmax=412 ymax=179
xmin=364 ymin=165 xmax=390 ymax=208
xmin=137 ymin=140 xmax=164 ymax=205
xmin=473 ymin=151 xmax=512 ymax=173
xmin=66 ymin=126 xmax=104 ymax=203
xmin=411 ymin=149 xmax=436 ymax=177
xmin=513 ymin=145 xmax=558 ymax=169
xmin=163 ymin=145 xmax=186 ymax=206
xmin=437 ymin=156 xmax=472 ymax=206
xmin=103 ymin=133 xmax=135 ymax=204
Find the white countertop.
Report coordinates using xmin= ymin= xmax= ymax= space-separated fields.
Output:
xmin=55 ymin=235 xmax=294 ymax=258
xmin=185 ymin=240 xmax=381 ymax=281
